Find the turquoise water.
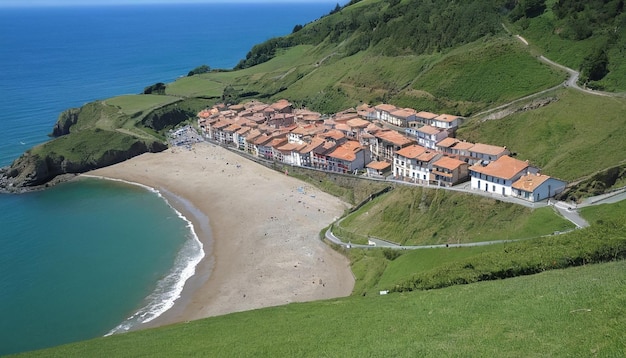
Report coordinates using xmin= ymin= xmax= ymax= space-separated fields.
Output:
xmin=0 ymin=2 xmax=338 ymax=355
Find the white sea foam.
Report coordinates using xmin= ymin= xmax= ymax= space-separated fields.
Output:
xmin=86 ymin=177 xmax=207 ymax=336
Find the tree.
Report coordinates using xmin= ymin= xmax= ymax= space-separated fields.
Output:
xmin=292 ymin=24 xmax=303 ymax=33
xmin=143 ymin=82 xmax=166 ymax=95
xmin=187 ymin=64 xmax=211 ymax=77
xmin=580 ymin=46 xmax=609 ymax=82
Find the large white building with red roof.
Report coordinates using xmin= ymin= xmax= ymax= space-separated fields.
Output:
xmin=469 ymin=155 xmax=538 ymax=196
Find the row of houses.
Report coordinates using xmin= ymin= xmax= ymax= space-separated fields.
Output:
xmin=197 ymin=99 xmax=566 ymax=202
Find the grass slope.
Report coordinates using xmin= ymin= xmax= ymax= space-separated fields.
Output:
xmin=459 ymin=88 xmax=626 ymax=181
xmin=336 ymin=186 xmax=574 ymax=245
xmin=21 ymin=261 xmax=626 ymax=357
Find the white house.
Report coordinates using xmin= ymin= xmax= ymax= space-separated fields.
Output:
xmin=469 ymin=155 xmax=538 ymax=196
xmin=394 ymin=144 xmax=441 ymax=183
xmin=406 ymin=125 xmax=448 ymax=149
xmin=511 ymin=173 xmax=567 ymax=202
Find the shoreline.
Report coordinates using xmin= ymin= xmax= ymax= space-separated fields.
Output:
xmin=85 ymin=142 xmax=354 ymax=330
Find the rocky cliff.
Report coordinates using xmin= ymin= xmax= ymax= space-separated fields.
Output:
xmin=0 ymin=140 xmax=167 ymax=193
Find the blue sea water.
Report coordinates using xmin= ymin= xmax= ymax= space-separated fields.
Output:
xmin=0 ymin=2 xmax=337 ymax=355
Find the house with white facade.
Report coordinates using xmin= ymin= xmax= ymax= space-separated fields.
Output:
xmin=367 ymin=129 xmax=415 ymax=162
xmin=431 ymin=114 xmax=463 ymax=131
xmin=511 ymin=173 xmax=567 ymax=202
xmin=394 ymin=144 xmax=441 ymax=183
xmin=406 ymin=125 xmax=448 ymax=149
xmin=415 ymin=111 xmax=439 ymax=125
xmin=469 ymin=155 xmax=538 ymax=196
xmin=327 ymin=140 xmax=369 ymax=174
xmin=468 ymin=143 xmax=510 ymax=165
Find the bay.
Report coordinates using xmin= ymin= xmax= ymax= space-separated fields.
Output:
xmin=0 ymin=2 xmax=337 ymax=354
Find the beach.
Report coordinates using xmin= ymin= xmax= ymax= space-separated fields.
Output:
xmin=86 ymin=142 xmax=354 ymax=329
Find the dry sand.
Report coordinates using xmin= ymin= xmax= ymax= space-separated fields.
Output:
xmin=85 ymin=142 xmax=354 ymax=329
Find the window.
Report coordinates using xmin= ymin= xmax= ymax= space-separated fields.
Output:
xmin=492 ymin=185 xmax=496 ymax=192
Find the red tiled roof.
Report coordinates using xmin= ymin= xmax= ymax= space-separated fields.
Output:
xmin=366 ymin=161 xmax=391 ymax=170
xmin=470 ymin=143 xmax=508 ymax=156
xmin=395 ymin=144 xmax=427 ymax=159
xmin=328 ymin=141 xmax=362 ymax=162
xmin=346 ymin=118 xmax=370 ymax=128
xmin=416 ymin=111 xmax=438 ymax=119
xmin=375 ymin=130 xmax=414 ymax=147
xmin=433 ymin=156 xmax=467 ymax=171
xmin=417 ymin=125 xmax=442 ymax=135
xmin=375 ymin=104 xmax=397 ymax=112
xmin=390 ymin=108 xmax=416 ymax=119
xmin=512 ymin=173 xmax=552 ymax=192
xmin=434 ymin=114 xmax=461 ymax=122
xmin=470 ymin=155 xmax=529 ymax=180
xmin=436 ymin=137 xmax=460 ymax=148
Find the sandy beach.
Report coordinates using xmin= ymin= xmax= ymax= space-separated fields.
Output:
xmin=86 ymin=142 xmax=354 ymax=329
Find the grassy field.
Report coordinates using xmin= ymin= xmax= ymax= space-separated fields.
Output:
xmin=21 ymin=260 xmax=626 ymax=357
xmin=458 ymin=88 xmax=626 ymax=181
xmin=416 ymin=37 xmax=565 ymax=114
xmin=335 ymin=186 xmax=575 ymax=246
xmin=105 ymin=95 xmax=181 ymax=116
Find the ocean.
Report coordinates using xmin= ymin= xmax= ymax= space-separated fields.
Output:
xmin=0 ymin=2 xmax=337 ymax=355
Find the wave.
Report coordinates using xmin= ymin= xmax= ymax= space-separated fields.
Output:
xmin=83 ymin=176 xmax=206 ymax=336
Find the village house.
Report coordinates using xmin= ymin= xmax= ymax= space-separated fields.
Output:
xmin=366 ymin=161 xmax=392 ymax=178
xmin=367 ymin=129 xmax=415 ymax=162
xmin=468 ymin=143 xmax=510 ymax=165
xmin=431 ymin=156 xmax=469 ymax=186
xmin=393 ymin=144 xmax=442 ymax=184
xmin=431 ymin=114 xmax=463 ymax=132
xmin=511 ymin=173 xmax=567 ymax=202
xmin=415 ymin=111 xmax=439 ymax=125
xmin=373 ymin=104 xmax=398 ymax=124
xmin=469 ymin=155 xmax=538 ymax=196
xmin=327 ymin=140 xmax=369 ymax=174
xmin=405 ymin=125 xmax=448 ymax=149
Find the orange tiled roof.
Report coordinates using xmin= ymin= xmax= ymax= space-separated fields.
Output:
xmin=453 ymin=141 xmax=474 ymax=151
xmin=470 ymin=155 xmax=529 ymax=180
xmin=433 ymin=156 xmax=466 ymax=171
xmin=417 ymin=125 xmax=442 ymax=135
xmin=416 ymin=150 xmax=439 ymax=162
xmin=324 ymin=129 xmax=346 ymax=141
xmin=375 ymin=130 xmax=414 ymax=147
xmin=328 ymin=141 xmax=362 ymax=162
xmin=366 ymin=161 xmax=391 ymax=170
xmin=416 ymin=111 xmax=439 ymax=119
xmin=512 ymin=173 xmax=552 ymax=192
xmin=436 ymin=137 xmax=460 ymax=148
xmin=470 ymin=143 xmax=508 ymax=156
xmin=395 ymin=144 xmax=427 ymax=159
xmin=435 ymin=114 xmax=461 ymax=122
xmin=346 ymin=118 xmax=370 ymax=128
xmin=375 ymin=104 xmax=397 ymax=112
xmin=390 ymin=108 xmax=416 ymax=119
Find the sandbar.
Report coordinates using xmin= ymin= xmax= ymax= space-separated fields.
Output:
xmin=86 ymin=142 xmax=354 ymax=329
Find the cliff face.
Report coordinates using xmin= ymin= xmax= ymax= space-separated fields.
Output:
xmin=51 ymin=107 xmax=80 ymax=137
xmin=0 ymin=140 xmax=167 ymax=192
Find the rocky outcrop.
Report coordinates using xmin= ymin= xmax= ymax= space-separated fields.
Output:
xmin=51 ymin=107 xmax=80 ymax=137
xmin=0 ymin=140 xmax=167 ymax=193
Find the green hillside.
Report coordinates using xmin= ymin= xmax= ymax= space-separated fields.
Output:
xmin=334 ymin=186 xmax=574 ymax=245
xmin=20 ymin=260 xmax=626 ymax=357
